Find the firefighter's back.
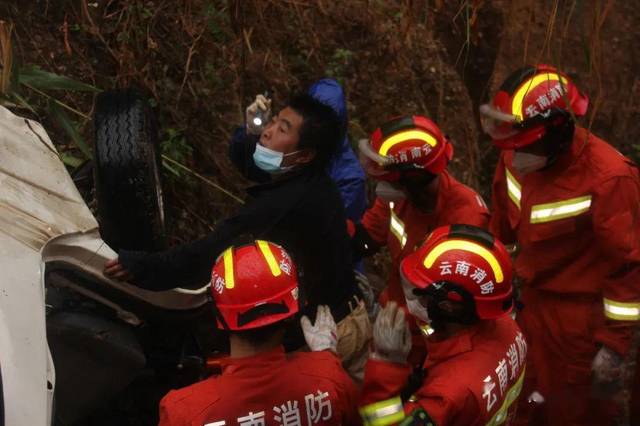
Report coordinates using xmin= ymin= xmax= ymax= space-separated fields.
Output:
xmin=159 ymin=348 xmax=360 ymax=426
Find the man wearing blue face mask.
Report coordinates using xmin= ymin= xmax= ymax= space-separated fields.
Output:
xmin=105 ymin=94 xmax=371 ymax=378
xmin=250 ymin=100 xmax=318 ymax=174
xmin=230 ymin=79 xmax=367 ymax=223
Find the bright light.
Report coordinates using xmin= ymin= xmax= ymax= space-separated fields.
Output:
xmin=252 ymin=117 xmax=262 ymax=126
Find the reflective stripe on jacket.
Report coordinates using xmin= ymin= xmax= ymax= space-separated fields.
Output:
xmin=490 ymin=126 xmax=640 ymax=355
xmin=359 ymin=316 xmax=526 ymax=426
xmin=362 ymin=170 xmax=490 ymax=307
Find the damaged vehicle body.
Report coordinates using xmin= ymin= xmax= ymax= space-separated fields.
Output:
xmin=0 ymin=91 xmax=217 ymax=426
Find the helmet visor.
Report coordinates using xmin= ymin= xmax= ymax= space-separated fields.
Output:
xmin=358 ymin=138 xmax=393 ymax=177
xmin=399 ymin=268 xmax=432 ymax=325
xmin=399 ymin=267 xmax=419 ymax=303
xmin=479 ymin=104 xmax=521 ymax=141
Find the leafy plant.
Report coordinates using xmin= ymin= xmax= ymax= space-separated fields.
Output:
xmin=0 ymin=20 xmax=100 ymax=168
xmin=160 ymin=127 xmax=193 ymax=178
xmin=324 ymin=48 xmax=354 ymax=83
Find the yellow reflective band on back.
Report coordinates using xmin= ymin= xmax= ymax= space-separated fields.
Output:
xmin=603 ymin=298 xmax=640 ymax=321
xmin=511 ymin=73 xmax=568 ymax=120
xmin=256 ymin=240 xmax=282 ymax=277
xmin=360 ymin=396 xmax=405 ymax=426
xmin=530 ymin=195 xmax=591 ymax=224
xmin=424 ymin=239 xmax=504 ymax=283
xmin=485 ymin=368 xmax=526 ymax=426
xmin=379 ymin=130 xmax=437 ymax=156
xmin=223 ymin=248 xmax=235 ymax=289
xmin=389 ymin=209 xmax=408 ymax=248
xmin=505 ymin=168 xmax=521 ymax=210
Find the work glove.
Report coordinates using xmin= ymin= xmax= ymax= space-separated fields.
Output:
xmin=355 ymin=270 xmax=380 ymax=320
xmin=591 ymin=345 xmax=624 ymax=399
xmin=301 ymin=305 xmax=338 ymax=353
xmin=245 ymin=94 xmax=272 ymax=135
xmin=371 ymin=302 xmax=412 ymax=364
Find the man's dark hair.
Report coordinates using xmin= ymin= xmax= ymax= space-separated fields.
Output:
xmin=233 ymin=321 xmax=287 ymax=345
xmin=288 ymin=93 xmax=342 ymax=170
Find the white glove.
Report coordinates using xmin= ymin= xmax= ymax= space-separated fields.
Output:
xmin=246 ymin=94 xmax=272 ymax=135
xmin=301 ymin=305 xmax=338 ymax=353
xmin=591 ymin=345 xmax=624 ymax=398
xmin=371 ymin=302 xmax=412 ymax=364
xmin=355 ymin=270 xmax=380 ymax=320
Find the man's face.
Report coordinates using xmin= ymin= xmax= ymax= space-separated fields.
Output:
xmin=259 ymin=107 xmax=303 ymax=154
xmin=398 ymin=172 xmax=439 ymax=212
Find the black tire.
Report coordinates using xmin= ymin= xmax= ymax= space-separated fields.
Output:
xmin=94 ymin=89 xmax=166 ymax=252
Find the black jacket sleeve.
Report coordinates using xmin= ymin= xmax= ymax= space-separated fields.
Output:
xmin=118 ymin=214 xmax=251 ymax=291
xmin=118 ymin=189 xmax=281 ymax=291
xmin=351 ymin=222 xmax=382 ymax=259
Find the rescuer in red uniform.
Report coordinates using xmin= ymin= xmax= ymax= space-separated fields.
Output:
xmin=355 ymin=115 xmax=490 ymax=308
xmin=359 ymin=224 xmax=526 ymax=425
xmin=481 ymin=64 xmax=640 ymax=425
xmin=158 ymin=240 xmax=360 ymax=426
xmin=353 ymin=116 xmax=490 ymax=364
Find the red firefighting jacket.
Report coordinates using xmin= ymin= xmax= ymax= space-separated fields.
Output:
xmin=490 ymin=127 xmax=640 ymax=355
xmin=359 ymin=316 xmax=526 ymax=426
xmin=362 ymin=170 xmax=490 ymax=307
xmin=159 ymin=347 xmax=360 ymax=426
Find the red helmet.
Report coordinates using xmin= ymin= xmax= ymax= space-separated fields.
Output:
xmin=359 ymin=115 xmax=453 ymax=182
xmin=400 ymin=224 xmax=513 ymax=320
xmin=479 ymin=64 xmax=589 ymax=149
xmin=210 ymin=240 xmax=299 ymax=330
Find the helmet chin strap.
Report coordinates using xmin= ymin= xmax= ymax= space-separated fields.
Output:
xmin=213 ymin=303 xmax=231 ymax=331
xmin=428 ymin=300 xmax=479 ymax=332
xmin=419 ymin=281 xmax=479 ymax=332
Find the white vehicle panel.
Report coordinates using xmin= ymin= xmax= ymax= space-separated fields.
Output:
xmin=0 ymin=105 xmax=95 ymax=426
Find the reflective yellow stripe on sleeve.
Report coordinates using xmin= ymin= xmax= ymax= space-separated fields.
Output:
xmin=389 ymin=208 xmax=408 ymax=248
xmin=360 ymin=396 xmax=405 ymax=426
xmin=530 ymin=195 xmax=591 ymax=224
xmin=505 ymin=168 xmax=521 ymax=210
xmin=603 ymin=298 xmax=640 ymax=321
xmin=485 ymin=368 xmax=526 ymax=426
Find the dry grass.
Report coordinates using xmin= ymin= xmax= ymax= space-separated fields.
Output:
xmin=2 ymin=0 xmax=637 ymax=240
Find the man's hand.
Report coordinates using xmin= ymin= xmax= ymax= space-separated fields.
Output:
xmin=372 ymin=302 xmax=412 ymax=364
xmin=103 ymin=258 xmax=132 ymax=281
xmin=301 ymin=305 xmax=338 ymax=353
xmin=591 ymin=345 xmax=624 ymax=399
xmin=246 ymin=94 xmax=272 ymax=135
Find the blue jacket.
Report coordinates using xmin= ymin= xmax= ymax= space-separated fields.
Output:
xmin=228 ymin=79 xmax=367 ymax=222
xmin=308 ymin=79 xmax=366 ymax=222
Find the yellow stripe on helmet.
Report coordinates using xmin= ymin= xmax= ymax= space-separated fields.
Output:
xmin=423 ymin=239 xmax=504 ymax=283
xmin=257 ymin=240 xmax=282 ymax=277
xmin=511 ymin=73 xmax=568 ymax=121
xmin=378 ymin=130 xmax=437 ymax=156
xmin=223 ymin=247 xmax=235 ymax=289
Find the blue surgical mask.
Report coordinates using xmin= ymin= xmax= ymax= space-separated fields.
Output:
xmin=253 ymin=144 xmax=298 ymax=174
